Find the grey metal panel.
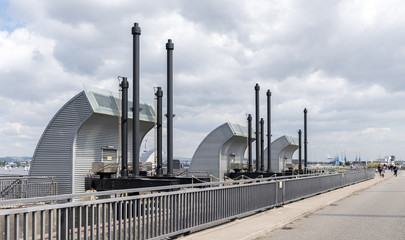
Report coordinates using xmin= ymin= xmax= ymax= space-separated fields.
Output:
xmin=227 ymin=123 xmax=249 ymax=138
xmin=220 ymin=136 xmax=247 ymax=177
xmin=30 ymin=92 xmax=92 ymax=195
xmin=73 ymin=114 xmax=120 ymax=194
xmin=190 ymin=123 xmax=249 ymax=180
xmin=84 ymin=86 xmax=155 ymax=122
xmin=73 ymin=114 xmax=154 ymax=194
xmin=30 ymin=88 xmax=155 ymax=195
xmin=190 ymin=123 xmax=230 ymax=179
xmin=264 ymin=135 xmax=299 ymax=173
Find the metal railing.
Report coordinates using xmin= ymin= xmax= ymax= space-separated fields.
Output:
xmin=0 ymin=176 xmax=56 ymax=200
xmin=0 ymin=169 xmax=375 ymax=240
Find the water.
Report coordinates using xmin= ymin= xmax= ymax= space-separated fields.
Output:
xmin=0 ymin=167 xmax=28 ymax=176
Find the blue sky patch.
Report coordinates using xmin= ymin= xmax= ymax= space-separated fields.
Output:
xmin=0 ymin=0 xmax=24 ymax=32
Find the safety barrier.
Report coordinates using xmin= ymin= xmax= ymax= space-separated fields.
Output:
xmin=0 ymin=176 xmax=56 ymax=200
xmin=0 ymin=169 xmax=375 ymax=239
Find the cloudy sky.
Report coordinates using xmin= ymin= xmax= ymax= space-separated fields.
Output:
xmin=1 ymin=0 xmax=405 ymax=162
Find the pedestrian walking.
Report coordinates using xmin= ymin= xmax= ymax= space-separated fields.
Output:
xmin=394 ymin=165 xmax=398 ymax=177
xmin=378 ymin=165 xmax=382 ymax=177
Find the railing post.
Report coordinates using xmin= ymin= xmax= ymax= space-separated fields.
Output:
xmin=5 ymin=215 xmax=10 ymax=240
xmin=14 ymin=214 xmax=20 ymax=240
xmin=32 ymin=212 xmax=37 ymax=240
xmin=282 ymin=181 xmax=285 ymax=204
xmin=49 ymin=209 xmax=53 ymax=240
xmin=275 ymin=180 xmax=278 ymax=205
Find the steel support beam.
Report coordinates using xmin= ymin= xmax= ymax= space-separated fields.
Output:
xmin=132 ymin=23 xmax=141 ymax=177
xmin=166 ymin=39 xmax=174 ymax=176
xmin=120 ymin=77 xmax=129 ymax=178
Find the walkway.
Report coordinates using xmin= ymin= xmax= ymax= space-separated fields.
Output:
xmin=179 ymin=171 xmax=388 ymax=240
xmin=259 ymin=170 xmax=404 ymax=240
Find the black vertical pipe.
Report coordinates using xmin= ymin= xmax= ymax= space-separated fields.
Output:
xmin=132 ymin=22 xmax=141 ymax=177
xmin=155 ymin=87 xmax=163 ymax=177
xmin=247 ymin=114 xmax=253 ymax=172
xmin=304 ymin=108 xmax=308 ymax=172
xmin=298 ymin=129 xmax=302 ymax=173
xmin=266 ymin=90 xmax=271 ymax=172
xmin=120 ymin=77 xmax=129 ymax=178
xmin=255 ymin=83 xmax=260 ymax=172
xmin=260 ymin=118 xmax=264 ymax=172
xmin=166 ymin=39 xmax=174 ymax=176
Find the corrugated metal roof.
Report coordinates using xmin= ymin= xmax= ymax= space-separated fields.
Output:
xmin=227 ymin=122 xmax=248 ymax=137
xmin=31 ymin=86 xmax=156 ymax=195
xmin=284 ymin=135 xmax=299 ymax=146
xmin=30 ymin=92 xmax=93 ymax=195
xmin=84 ymin=85 xmax=155 ymax=122
xmin=140 ymin=149 xmax=155 ymax=163
xmin=190 ymin=122 xmax=250 ymax=180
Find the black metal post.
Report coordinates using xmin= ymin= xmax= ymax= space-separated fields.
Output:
xmin=155 ymin=87 xmax=163 ymax=177
xmin=132 ymin=22 xmax=141 ymax=177
xmin=255 ymin=83 xmax=260 ymax=172
xmin=298 ymin=129 xmax=302 ymax=173
xmin=120 ymin=77 xmax=129 ymax=178
xmin=247 ymin=114 xmax=253 ymax=172
xmin=260 ymin=118 xmax=264 ymax=172
xmin=266 ymin=90 xmax=271 ymax=172
xmin=166 ymin=39 xmax=174 ymax=176
xmin=304 ymin=108 xmax=308 ymax=173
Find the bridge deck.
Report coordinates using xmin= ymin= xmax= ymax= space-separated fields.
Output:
xmin=180 ymin=171 xmax=386 ymax=240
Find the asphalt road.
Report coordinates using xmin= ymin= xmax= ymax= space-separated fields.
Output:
xmin=258 ymin=171 xmax=405 ymax=240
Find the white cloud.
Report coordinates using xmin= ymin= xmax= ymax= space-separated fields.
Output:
xmin=1 ymin=0 xmax=405 ymax=161
xmin=0 ymin=122 xmax=23 ymax=135
xmin=361 ymin=127 xmax=391 ymax=136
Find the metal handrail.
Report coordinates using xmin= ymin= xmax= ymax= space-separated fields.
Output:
xmin=0 ymin=170 xmax=370 ymax=207
xmin=0 ymin=169 xmax=375 ymax=240
xmin=0 ymin=172 xmax=325 ymax=206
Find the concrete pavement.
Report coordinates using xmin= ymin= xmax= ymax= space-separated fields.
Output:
xmin=179 ymin=171 xmax=386 ymax=240
xmin=259 ymin=170 xmax=404 ymax=240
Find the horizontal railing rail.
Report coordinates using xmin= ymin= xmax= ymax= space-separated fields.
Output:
xmin=0 ymin=173 xmax=327 ymax=207
xmin=0 ymin=169 xmax=375 ymax=240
